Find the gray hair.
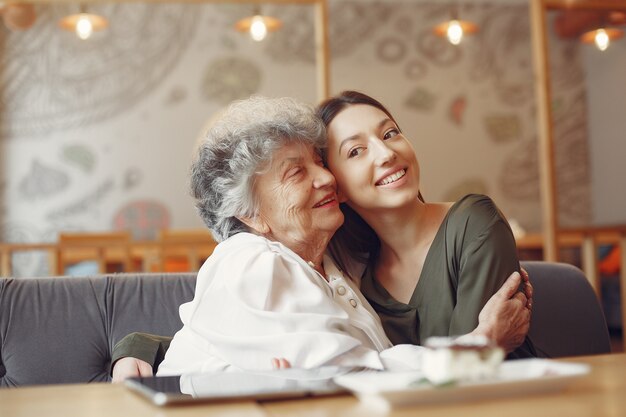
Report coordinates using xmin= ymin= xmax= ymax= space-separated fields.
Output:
xmin=190 ymin=96 xmax=327 ymax=242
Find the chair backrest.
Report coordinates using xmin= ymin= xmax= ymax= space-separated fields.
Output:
xmin=58 ymin=231 xmax=132 ymax=245
xmin=522 ymin=261 xmax=612 ymax=358
xmin=157 ymin=229 xmax=215 ymax=243
xmin=57 ymin=231 xmax=132 ymax=275
xmin=155 ymin=229 xmax=217 ymax=272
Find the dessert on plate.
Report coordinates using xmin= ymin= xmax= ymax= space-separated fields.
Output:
xmin=422 ymin=336 xmax=505 ymax=385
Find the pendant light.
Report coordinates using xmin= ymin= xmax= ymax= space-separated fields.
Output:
xmin=581 ymin=27 xmax=623 ymax=51
xmin=433 ymin=10 xmax=478 ymax=46
xmin=59 ymin=5 xmax=108 ymax=40
xmin=234 ymin=6 xmax=281 ymax=42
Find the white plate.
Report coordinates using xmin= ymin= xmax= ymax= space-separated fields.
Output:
xmin=333 ymin=358 xmax=590 ymax=407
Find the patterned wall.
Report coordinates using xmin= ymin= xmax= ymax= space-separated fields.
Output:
xmin=0 ymin=2 xmax=591 ymax=276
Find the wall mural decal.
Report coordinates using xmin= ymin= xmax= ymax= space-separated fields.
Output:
xmin=551 ymin=90 xmax=591 ymax=226
xmin=219 ymin=33 xmax=238 ymax=50
xmin=112 ymin=199 xmax=171 ymax=240
xmin=414 ymin=28 xmax=463 ymax=67
xmin=500 ymin=139 xmax=540 ymax=201
xmin=550 ymin=42 xmax=586 ymax=90
xmin=19 ymin=159 xmax=70 ymax=200
xmin=548 ymin=45 xmax=589 ymax=227
xmin=46 ymin=179 xmax=114 ymax=221
xmin=61 ymin=144 xmax=96 ymax=173
xmin=201 ymin=57 xmax=262 ymax=105
xmin=376 ymin=37 xmax=407 ymax=63
xmin=0 ymin=221 xmax=48 ymax=277
xmin=449 ymin=96 xmax=467 ymax=126
xmin=460 ymin=5 xmax=591 ymax=227
xmin=404 ymin=59 xmax=428 ymax=81
xmin=499 ymin=92 xmax=591 ymax=227
xmin=468 ymin=6 xmax=534 ymax=108
xmin=123 ymin=168 xmax=142 ymax=190
xmin=165 ymin=85 xmax=188 ymax=106
xmin=0 ymin=180 xmax=7 ymax=210
xmin=405 ymin=87 xmax=437 ymax=112
xmin=483 ymin=114 xmax=522 ymax=143
xmin=443 ymin=178 xmax=489 ymax=203
xmin=396 ymin=16 xmax=413 ymax=33
xmin=0 ymin=3 xmax=199 ymax=139
xmin=192 ymin=4 xmax=239 ymax=49
xmin=264 ymin=3 xmax=393 ymax=63
xmin=407 ymin=5 xmax=467 ymax=67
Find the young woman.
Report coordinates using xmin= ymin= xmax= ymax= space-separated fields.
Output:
xmin=318 ymin=91 xmax=534 ymax=357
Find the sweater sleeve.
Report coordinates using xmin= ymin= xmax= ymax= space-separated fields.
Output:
xmin=110 ymin=332 xmax=173 ymax=375
xmin=447 ymin=195 xmax=520 ymax=337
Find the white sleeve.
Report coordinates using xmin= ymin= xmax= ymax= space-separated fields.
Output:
xmin=178 ymin=241 xmax=385 ymax=371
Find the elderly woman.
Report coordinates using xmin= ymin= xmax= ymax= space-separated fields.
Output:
xmin=113 ymin=96 xmax=530 ymax=379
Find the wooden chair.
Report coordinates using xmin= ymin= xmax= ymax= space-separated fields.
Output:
xmin=57 ymin=231 xmax=132 ymax=275
xmin=154 ymin=229 xmax=217 ymax=272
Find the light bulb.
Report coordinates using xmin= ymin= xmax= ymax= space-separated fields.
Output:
xmin=75 ymin=14 xmax=93 ymax=40
xmin=594 ymin=29 xmax=610 ymax=51
xmin=249 ymin=15 xmax=267 ymax=42
xmin=446 ymin=20 xmax=463 ymax=45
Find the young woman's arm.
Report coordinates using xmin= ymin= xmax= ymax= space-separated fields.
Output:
xmin=448 ymin=196 xmax=534 ymax=355
xmin=110 ymin=332 xmax=171 ymax=382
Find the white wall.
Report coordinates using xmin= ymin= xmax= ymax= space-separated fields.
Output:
xmin=583 ymin=39 xmax=626 ymax=225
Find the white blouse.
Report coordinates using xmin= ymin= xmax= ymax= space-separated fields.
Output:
xmin=157 ymin=233 xmax=424 ymax=376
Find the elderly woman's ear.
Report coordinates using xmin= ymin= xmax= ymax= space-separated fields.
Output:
xmin=237 ymin=215 xmax=271 ymax=236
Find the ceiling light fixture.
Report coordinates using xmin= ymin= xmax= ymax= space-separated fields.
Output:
xmin=234 ymin=6 xmax=281 ymax=42
xmin=59 ymin=5 xmax=108 ymax=40
xmin=433 ymin=18 xmax=479 ymax=46
xmin=433 ymin=11 xmax=478 ymax=46
xmin=581 ymin=27 xmax=623 ymax=51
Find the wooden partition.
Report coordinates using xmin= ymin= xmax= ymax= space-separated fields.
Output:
xmin=153 ymin=229 xmax=218 ymax=272
xmin=0 ymin=229 xmax=218 ymax=277
xmin=57 ymin=231 xmax=132 ymax=275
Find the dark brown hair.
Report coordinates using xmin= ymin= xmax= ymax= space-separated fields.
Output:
xmin=316 ymin=90 xmax=424 ymax=275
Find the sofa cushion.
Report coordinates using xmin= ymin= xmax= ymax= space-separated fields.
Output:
xmin=0 ymin=273 xmax=195 ymax=387
xmin=0 ymin=262 xmax=612 ymax=387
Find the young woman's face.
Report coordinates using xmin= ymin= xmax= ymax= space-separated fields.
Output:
xmin=325 ymin=104 xmax=421 ymax=214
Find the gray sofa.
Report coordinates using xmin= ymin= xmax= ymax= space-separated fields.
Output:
xmin=0 ymin=262 xmax=612 ymax=387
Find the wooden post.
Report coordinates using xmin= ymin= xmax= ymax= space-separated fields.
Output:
xmin=529 ymin=0 xmax=559 ymax=262
xmin=48 ymin=248 xmax=59 ymax=277
xmin=97 ymin=247 xmax=106 ymax=274
xmin=0 ymin=248 xmax=10 ymax=277
xmin=56 ymin=247 xmax=64 ymax=275
xmin=314 ymin=0 xmax=330 ymax=101
xmin=188 ymin=247 xmax=200 ymax=271
xmin=619 ymin=232 xmax=626 ymax=352
xmin=581 ymin=235 xmax=599 ymax=297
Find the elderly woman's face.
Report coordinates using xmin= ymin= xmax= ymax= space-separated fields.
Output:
xmin=249 ymin=142 xmax=344 ymax=246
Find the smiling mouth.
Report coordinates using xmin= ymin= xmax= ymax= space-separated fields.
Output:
xmin=376 ymin=169 xmax=406 ymax=186
xmin=313 ymin=196 xmax=336 ymax=208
